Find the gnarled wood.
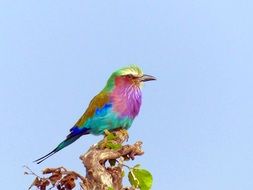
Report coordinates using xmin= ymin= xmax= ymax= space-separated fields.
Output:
xmin=80 ymin=129 xmax=144 ymax=190
xmin=28 ymin=129 xmax=144 ymax=190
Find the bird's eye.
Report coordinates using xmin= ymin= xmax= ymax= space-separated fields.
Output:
xmin=126 ymin=74 xmax=134 ymax=78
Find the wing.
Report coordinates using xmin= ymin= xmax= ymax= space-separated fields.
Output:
xmin=74 ymin=91 xmax=110 ymax=128
xmin=34 ymin=91 xmax=111 ymax=164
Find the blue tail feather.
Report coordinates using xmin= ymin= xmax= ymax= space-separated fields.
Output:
xmin=34 ymin=127 xmax=89 ymax=164
xmin=67 ymin=125 xmax=89 ymax=138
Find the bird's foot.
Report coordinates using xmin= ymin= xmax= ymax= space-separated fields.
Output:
xmin=98 ymin=129 xmax=129 ymax=149
xmin=118 ymin=128 xmax=129 ymax=142
xmin=104 ymin=129 xmax=111 ymax=137
xmin=99 ymin=129 xmax=116 ymax=149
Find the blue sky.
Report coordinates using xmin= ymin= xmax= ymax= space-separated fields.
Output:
xmin=1 ymin=0 xmax=253 ymax=189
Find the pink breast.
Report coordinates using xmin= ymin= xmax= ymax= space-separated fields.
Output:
xmin=110 ymin=77 xmax=142 ymax=118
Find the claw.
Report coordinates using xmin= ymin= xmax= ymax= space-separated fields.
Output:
xmin=119 ymin=129 xmax=129 ymax=141
xmin=104 ymin=129 xmax=111 ymax=136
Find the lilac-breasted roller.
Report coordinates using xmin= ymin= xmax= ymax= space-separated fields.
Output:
xmin=34 ymin=65 xmax=155 ymax=164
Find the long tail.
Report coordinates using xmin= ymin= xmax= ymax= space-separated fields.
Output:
xmin=34 ymin=127 xmax=89 ymax=164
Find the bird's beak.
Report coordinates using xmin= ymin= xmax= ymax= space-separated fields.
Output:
xmin=140 ymin=74 xmax=156 ymax=82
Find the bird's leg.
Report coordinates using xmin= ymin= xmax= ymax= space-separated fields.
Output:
xmin=118 ymin=128 xmax=129 ymax=142
xmin=99 ymin=129 xmax=129 ymax=149
xmin=104 ymin=129 xmax=111 ymax=137
xmin=98 ymin=129 xmax=115 ymax=149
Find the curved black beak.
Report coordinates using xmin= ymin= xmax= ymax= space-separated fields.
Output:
xmin=140 ymin=74 xmax=156 ymax=82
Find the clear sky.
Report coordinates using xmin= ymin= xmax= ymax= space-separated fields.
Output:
xmin=1 ymin=0 xmax=253 ymax=189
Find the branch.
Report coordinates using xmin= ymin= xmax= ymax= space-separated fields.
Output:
xmin=27 ymin=129 xmax=144 ymax=190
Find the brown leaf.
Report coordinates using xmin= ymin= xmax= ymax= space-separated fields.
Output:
xmin=65 ymin=181 xmax=76 ymax=189
xmin=60 ymin=174 xmax=77 ymax=190
xmin=43 ymin=168 xmax=54 ymax=174
xmin=32 ymin=177 xmax=41 ymax=187
xmin=30 ymin=177 xmax=50 ymax=190
xmin=49 ymin=172 xmax=62 ymax=185
xmin=40 ymin=178 xmax=50 ymax=190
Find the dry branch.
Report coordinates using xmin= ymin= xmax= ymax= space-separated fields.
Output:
xmin=28 ymin=129 xmax=144 ymax=190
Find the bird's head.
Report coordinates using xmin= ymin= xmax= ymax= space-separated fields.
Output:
xmin=104 ymin=65 xmax=156 ymax=92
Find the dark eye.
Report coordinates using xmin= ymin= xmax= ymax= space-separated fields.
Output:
xmin=126 ymin=74 xmax=134 ymax=78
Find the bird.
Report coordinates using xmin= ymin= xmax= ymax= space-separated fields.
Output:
xmin=34 ymin=65 xmax=156 ymax=164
